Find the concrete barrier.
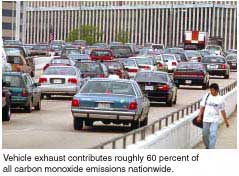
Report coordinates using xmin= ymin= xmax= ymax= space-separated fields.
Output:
xmin=127 ymin=88 xmax=237 ymax=149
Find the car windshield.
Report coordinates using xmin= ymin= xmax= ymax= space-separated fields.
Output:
xmin=7 ymin=56 xmax=23 ymax=64
xmin=44 ymin=67 xmax=76 ymax=75
xmin=75 ymin=62 xmax=103 ymax=73
xmin=4 ymin=48 xmax=22 ymax=56
xmin=135 ymin=72 xmax=168 ymax=82
xmin=202 ymin=57 xmax=226 ymax=63
xmin=185 ymin=51 xmax=201 ymax=57
xmin=91 ymin=50 xmax=112 ymax=56
xmin=226 ymin=54 xmax=236 ymax=61
xmin=51 ymin=59 xmax=70 ymax=65
xmin=32 ymin=45 xmax=49 ymax=50
xmin=177 ymin=63 xmax=204 ymax=70
xmin=104 ymin=62 xmax=122 ymax=70
xmin=162 ymin=55 xmax=175 ymax=61
xmin=207 ymin=45 xmax=221 ymax=51
xmin=81 ymin=81 xmax=135 ymax=95
xmin=3 ymin=75 xmax=23 ymax=87
xmin=122 ymin=60 xmax=137 ymax=67
xmin=135 ymin=57 xmax=154 ymax=65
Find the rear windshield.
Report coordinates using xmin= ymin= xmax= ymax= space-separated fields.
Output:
xmin=207 ymin=45 xmax=221 ymax=51
xmin=63 ymin=49 xmax=81 ymax=55
xmin=135 ymin=57 xmax=154 ymax=65
xmin=81 ymin=81 xmax=135 ymax=96
xmin=51 ymin=59 xmax=70 ymax=65
xmin=32 ymin=45 xmax=49 ymax=50
xmin=4 ymin=48 xmax=22 ymax=56
xmin=185 ymin=51 xmax=201 ymax=58
xmin=177 ymin=63 xmax=204 ymax=70
xmin=91 ymin=50 xmax=112 ymax=56
xmin=104 ymin=62 xmax=123 ymax=70
xmin=44 ymin=67 xmax=76 ymax=75
xmin=162 ymin=55 xmax=175 ymax=61
xmin=75 ymin=62 xmax=103 ymax=74
xmin=135 ymin=72 xmax=168 ymax=82
xmin=122 ymin=60 xmax=137 ymax=67
xmin=7 ymin=56 xmax=23 ymax=64
xmin=226 ymin=54 xmax=236 ymax=61
xmin=3 ymin=75 xmax=23 ymax=87
xmin=202 ymin=57 xmax=226 ymax=63
xmin=69 ymin=54 xmax=89 ymax=60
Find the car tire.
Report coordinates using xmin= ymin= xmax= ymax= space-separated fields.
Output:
xmin=166 ymin=98 xmax=173 ymax=107
xmin=175 ymin=83 xmax=180 ymax=88
xmin=224 ymin=74 xmax=229 ymax=79
xmin=173 ymin=95 xmax=177 ymax=104
xmin=35 ymin=99 xmax=41 ymax=111
xmin=25 ymin=99 xmax=33 ymax=113
xmin=131 ymin=121 xmax=139 ymax=130
xmin=140 ymin=116 xmax=148 ymax=127
xmin=2 ymin=104 xmax=11 ymax=121
xmin=73 ymin=117 xmax=83 ymax=130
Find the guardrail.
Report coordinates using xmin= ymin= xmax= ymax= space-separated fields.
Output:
xmin=92 ymin=81 xmax=237 ymax=149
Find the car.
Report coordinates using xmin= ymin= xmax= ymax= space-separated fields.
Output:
xmin=103 ymin=60 xmax=130 ymax=79
xmin=173 ymin=62 xmax=210 ymax=89
xmin=28 ymin=44 xmax=51 ymax=56
xmin=206 ymin=45 xmax=224 ymax=55
xmin=161 ymin=54 xmax=178 ymax=73
xmin=43 ymin=57 xmax=75 ymax=71
xmin=202 ymin=56 xmax=230 ymax=79
xmin=130 ymin=56 xmax=158 ymax=71
xmin=134 ymin=71 xmax=177 ymax=106
xmin=225 ymin=49 xmax=237 ymax=56
xmin=72 ymin=40 xmax=87 ymax=48
xmin=110 ymin=45 xmax=133 ymax=58
xmin=61 ymin=47 xmax=82 ymax=57
xmin=39 ymin=65 xmax=82 ymax=98
xmin=74 ymin=61 xmax=109 ymax=79
xmin=90 ymin=49 xmax=114 ymax=61
xmin=153 ymin=55 xmax=168 ymax=72
xmin=226 ymin=54 xmax=237 ymax=70
xmin=120 ymin=58 xmax=139 ymax=79
xmin=125 ymin=43 xmax=139 ymax=54
xmin=2 ymin=81 xmax=11 ymax=121
xmin=2 ymin=72 xmax=41 ymax=113
xmin=184 ymin=50 xmax=203 ymax=62
xmin=6 ymin=54 xmax=34 ymax=77
xmin=71 ymin=78 xmax=150 ymax=130
xmin=68 ymin=53 xmax=90 ymax=61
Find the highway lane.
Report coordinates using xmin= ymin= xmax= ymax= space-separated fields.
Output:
xmin=2 ymin=72 xmax=237 ymax=149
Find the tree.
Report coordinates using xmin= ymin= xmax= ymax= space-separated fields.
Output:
xmin=116 ymin=30 xmax=130 ymax=43
xmin=66 ymin=25 xmax=103 ymax=45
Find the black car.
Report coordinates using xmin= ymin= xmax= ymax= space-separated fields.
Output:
xmin=202 ymin=56 xmax=230 ymax=79
xmin=134 ymin=71 xmax=177 ymax=106
xmin=226 ymin=54 xmax=237 ymax=70
xmin=173 ymin=62 xmax=210 ymax=89
xmin=2 ymin=81 xmax=11 ymax=121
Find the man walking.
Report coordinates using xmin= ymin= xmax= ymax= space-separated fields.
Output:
xmin=197 ymin=83 xmax=229 ymax=149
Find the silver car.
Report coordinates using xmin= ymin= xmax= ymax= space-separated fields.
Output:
xmin=39 ymin=65 xmax=82 ymax=98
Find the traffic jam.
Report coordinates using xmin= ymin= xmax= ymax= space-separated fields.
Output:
xmin=2 ymin=30 xmax=237 ymax=134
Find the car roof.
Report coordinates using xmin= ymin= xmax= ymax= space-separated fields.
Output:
xmin=137 ymin=70 xmax=168 ymax=74
xmin=89 ymin=78 xmax=135 ymax=83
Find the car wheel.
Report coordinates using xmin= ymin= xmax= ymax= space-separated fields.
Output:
xmin=35 ymin=99 xmax=41 ymax=111
xmin=140 ymin=116 xmax=148 ymax=127
xmin=73 ymin=117 xmax=83 ymax=130
xmin=131 ymin=120 xmax=139 ymax=130
xmin=224 ymin=74 xmax=229 ymax=79
xmin=25 ymin=99 xmax=33 ymax=113
xmin=2 ymin=104 xmax=11 ymax=121
xmin=173 ymin=95 xmax=177 ymax=104
xmin=202 ymin=83 xmax=207 ymax=90
xmin=166 ymin=98 xmax=173 ymax=107
xmin=175 ymin=83 xmax=180 ymax=88
xmin=46 ymin=95 xmax=51 ymax=99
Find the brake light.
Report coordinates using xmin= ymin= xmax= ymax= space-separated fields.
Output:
xmin=157 ymin=84 xmax=170 ymax=91
xmin=22 ymin=88 xmax=28 ymax=97
xmin=143 ymin=66 xmax=151 ymax=70
xmin=39 ymin=77 xmax=47 ymax=83
xmin=128 ymin=101 xmax=137 ymax=110
xmin=98 ymin=74 xmax=105 ymax=78
xmin=158 ymin=62 xmax=163 ymax=67
xmin=68 ymin=78 xmax=77 ymax=84
xmin=172 ymin=62 xmax=177 ymax=66
xmin=71 ymin=99 xmax=80 ymax=107
xmin=128 ymin=68 xmax=138 ymax=72
xmin=221 ymin=64 xmax=226 ymax=69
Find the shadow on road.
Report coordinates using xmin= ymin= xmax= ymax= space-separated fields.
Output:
xmin=80 ymin=124 xmax=132 ymax=133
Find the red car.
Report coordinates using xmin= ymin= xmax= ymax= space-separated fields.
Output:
xmin=90 ymin=49 xmax=114 ymax=61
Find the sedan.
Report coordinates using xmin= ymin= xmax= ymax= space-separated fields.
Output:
xmin=131 ymin=56 xmax=158 ymax=71
xmin=39 ymin=66 xmax=82 ymax=98
xmin=103 ymin=61 xmax=130 ymax=79
xmin=226 ymin=54 xmax=237 ymax=70
xmin=184 ymin=50 xmax=203 ymax=62
xmin=135 ymin=71 xmax=177 ymax=106
xmin=162 ymin=54 xmax=178 ymax=73
xmin=120 ymin=58 xmax=139 ymax=79
xmin=202 ymin=56 xmax=230 ymax=79
xmin=173 ymin=62 xmax=210 ymax=89
xmin=71 ymin=79 xmax=150 ymax=130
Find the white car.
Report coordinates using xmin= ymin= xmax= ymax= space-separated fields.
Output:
xmin=121 ymin=59 xmax=139 ymax=79
xmin=162 ymin=54 xmax=178 ymax=73
xmin=130 ymin=56 xmax=158 ymax=72
xmin=206 ymin=45 xmax=223 ymax=55
xmin=39 ymin=65 xmax=82 ymax=98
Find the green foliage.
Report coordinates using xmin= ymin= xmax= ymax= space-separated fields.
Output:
xmin=116 ymin=30 xmax=130 ymax=44
xmin=66 ymin=25 xmax=103 ymax=45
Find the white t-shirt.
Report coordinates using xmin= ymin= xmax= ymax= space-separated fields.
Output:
xmin=200 ymin=93 xmax=225 ymax=122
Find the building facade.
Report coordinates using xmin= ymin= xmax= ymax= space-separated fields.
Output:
xmin=3 ymin=1 xmax=237 ymax=50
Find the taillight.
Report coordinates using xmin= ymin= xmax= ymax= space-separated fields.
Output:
xmin=128 ymin=69 xmax=138 ymax=73
xmin=71 ymin=99 xmax=80 ymax=107
xmin=98 ymin=74 xmax=105 ymax=78
xmin=221 ymin=64 xmax=226 ymax=69
xmin=39 ymin=77 xmax=47 ymax=83
xmin=158 ymin=63 xmax=163 ymax=67
xmin=172 ymin=62 xmax=177 ymax=66
xmin=143 ymin=66 xmax=151 ymax=70
xmin=157 ymin=84 xmax=170 ymax=91
xmin=22 ymin=88 xmax=28 ymax=97
xmin=128 ymin=101 xmax=137 ymax=110
xmin=68 ymin=78 xmax=77 ymax=84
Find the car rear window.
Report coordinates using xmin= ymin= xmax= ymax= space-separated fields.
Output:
xmin=104 ymin=62 xmax=123 ymax=70
xmin=162 ymin=55 xmax=175 ymax=61
xmin=177 ymin=63 xmax=204 ymax=70
xmin=91 ymin=50 xmax=112 ymax=56
xmin=226 ymin=54 xmax=236 ymax=61
xmin=44 ymin=67 xmax=76 ymax=75
xmin=207 ymin=45 xmax=221 ymax=50
xmin=81 ymin=81 xmax=135 ymax=96
xmin=51 ymin=59 xmax=71 ymax=65
xmin=202 ymin=57 xmax=225 ymax=63
xmin=75 ymin=62 xmax=103 ymax=74
xmin=7 ymin=56 xmax=23 ymax=64
xmin=135 ymin=72 xmax=168 ymax=82
xmin=3 ymin=75 xmax=23 ymax=87
xmin=32 ymin=45 xmax=49 ymax=50
xmin=122 ymin=60 xmax=137 ymax=67
xmin=135 ymin=57 xmax=154 ymax=65
xmin=185 ymin=51 xmax=201 ymax=58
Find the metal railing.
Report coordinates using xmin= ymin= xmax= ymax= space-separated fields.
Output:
xmin=92 ymin=81 xmax=237 ymax=149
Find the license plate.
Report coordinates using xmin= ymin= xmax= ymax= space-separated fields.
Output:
xmin=98 ymin=103 xmax=110 ymax=109
xmin=208 ymin=65 xmax=217 ymax=69
xmin=145 ymin=86 xmax=154 ymax=90
xmin=53 ymin=79 xmax=62 ymax=84
xmin=185 ymin=80 xmax=192 ymax=84
xmin=232 ymin=63 xmax=236 ymax=66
